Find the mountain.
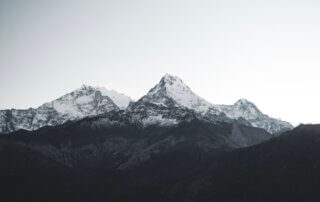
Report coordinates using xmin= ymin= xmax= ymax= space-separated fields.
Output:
xmin=0 ymin=108 xmax=271 ymax=169
xmin=131 ymin=74 xmax=292 ymax=134
xmin=129 ymin=124 xmax=320 ymax=202
xmin=134 ymin=74 xmax=213 ymax=112
xmin=216 ymin=98 xmax=293 ymax=134
xmin=0 ymin=74 xmax=292 ymax=134
xmin=94 ymin=86 xmax=133 ymax=110
xmin=0 ymin=105 xmax=272 ymax=202
xmin=0 ymin=94 xmax=276 ymax=171
xmin=0 ymin=85 xmax=133 ymax=134
xmin=178 ymin=124 xmax=320 ymax=202
xmin=0 ymin=74 xmax=304 ymax=202
xmin=0 ymin=114 xmax=318 ymax=202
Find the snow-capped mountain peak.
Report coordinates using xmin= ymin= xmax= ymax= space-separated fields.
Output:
xmin=235 ymin=98 xmax=253 ymax=106
xmin=80 ymin=84 xmax=92 ymax=90
xmin=147 ymin=73 xmax=190 ymax=95
xmin=47 ymin=85 xmax=118 ymax=119
xmin=0 ymin=85 xmax=133 ymax=134
xmin=230 ymin=98 xmax=262 ymax=120
xmin=161 ymin=73 xmax=187 ymax=86
xmin=132 ymin=74 xmax=293 ymax=134
xmin=140 ymin=74 xmax=212 ymax=113
xmin=215 ymin=98 xmax=292 ymax=133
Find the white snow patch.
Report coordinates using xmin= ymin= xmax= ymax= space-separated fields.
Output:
xmin=96 ymin=87 xmax=133 ymax=109
xmin=142 ymin=115 xmax=178 ymax=127
xmin=53 ymin=101 xmax=82 ymax=117
xmin=76 ymin=94 xmax=94 ymax=104
xmin=146 ymin=74 xmax=212 ymax=113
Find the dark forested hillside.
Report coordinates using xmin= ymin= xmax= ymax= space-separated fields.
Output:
xmin=0 ymin=120 xmax=319 ymax=202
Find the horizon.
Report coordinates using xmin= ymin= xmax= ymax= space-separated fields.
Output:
xmin=1 ymin=0 xmax=320 ymax=126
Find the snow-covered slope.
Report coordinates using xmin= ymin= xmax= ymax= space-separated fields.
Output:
xmin=0 ymin=85 xmax=133 ymax=134
xmin=215 ymin=99 xmax=293 ymax=134
xmin=136 ymin=74 xmax=212 ymax=112
xmin=131 ymin=74 xmax=293 ymax=134
xmin=95 ymin=87 xmax=133 ymax=110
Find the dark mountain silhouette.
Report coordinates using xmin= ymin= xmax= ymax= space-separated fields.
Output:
xmin=0 ymin=111 xmax=319 ymax=202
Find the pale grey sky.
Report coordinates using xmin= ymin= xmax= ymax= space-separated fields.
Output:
xmin=1 ymin=0 xmax=320 ymax=126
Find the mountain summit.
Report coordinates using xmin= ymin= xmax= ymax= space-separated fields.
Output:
xmin=0 ymin=86 xmax=133 ymax=134
xmin=138 ymin=74 xmax=212 ymax=112
xmin=132 ymin=74 xmax=292 ymax=134
xmin=216 ymin=98 xmax=292 ymax=133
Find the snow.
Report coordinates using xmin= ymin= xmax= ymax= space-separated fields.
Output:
xmin=0 ymin=75 xmax=293 ymax=135
xmin=0 ymin=84 xmax=126 ymax=134
xmin=50 ymin=85 xmax=131 ymax=119
xmin=217 ymin=100 xmax=262 ymax=120
xmin=142 ymin=115 xmax=178 ymax=127
xmin=96 ymin=87 xmax=133 ymax=109
xmin=138 ymin=74 xmax=293 ymax=134
xmin=53 ymin=101 xmax=81 ymax=117
xmin=76 ymin=94 xmax=94 ymax=104
xmin=144 ymin=74 xmax=212 ymax=113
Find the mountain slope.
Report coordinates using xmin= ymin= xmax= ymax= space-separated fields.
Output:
xmin=101 ymin=124 xmax=320 ymax=202
xmin=132 ymin=74 xmax=292 ymax=134
xmin=0 ymin=105 xmax=272 ymax=170
xmin=160 ymin=124 xmax=320 ymax=202
xmin=216 ymin=98 xmax=293 ymax=134
xmin=0 ymin=117 xmax=318 ymax=202
xmin=0 ymin=85 xmax=133 ymax=134
xmin=95 ymin=86 xmax=133 ymax=109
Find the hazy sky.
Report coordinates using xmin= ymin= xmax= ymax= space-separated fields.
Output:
xmin=1 ymin=0 xmax=320 ymax=126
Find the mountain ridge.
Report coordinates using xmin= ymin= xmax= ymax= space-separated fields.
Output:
xmin=0 ymin=86 xmax=133 ymax=134
xmin=130 ymin=74 xmax=292 ymax=134
xmin=0 ymin=74 xmax=292 ymax=134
